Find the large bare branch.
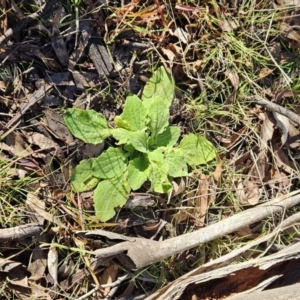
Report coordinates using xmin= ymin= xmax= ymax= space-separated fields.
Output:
xmin=77 ymin=190 xmax=300 ymax=269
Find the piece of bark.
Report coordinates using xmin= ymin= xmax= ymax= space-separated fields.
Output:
xmin=45 ymin=72 xmax=74 ymax=86
xmin=78 ymin=190 xmax=300 ymax=269
xmin=146 ymin=242 xmax=300 ymax=300
xmin=52 ymin=32 xmax=69 ymax=68
xmin=89 ymin=40 xmax=113 ymax=77
xmin=44 ymin=108 xmax=74 ymax=144
xmin=0 ymin=223 xmax=42 ymax=242
xmin=227 ymin=283 xmax=300 ymax=300
xmin=68 ymin=21 xmax=92 ymax=91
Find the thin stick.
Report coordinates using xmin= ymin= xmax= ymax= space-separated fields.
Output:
xmin=77 ymin=284 xmax=98 ymax=300
xmin=251 ymin=95 xmax=300 ymax=126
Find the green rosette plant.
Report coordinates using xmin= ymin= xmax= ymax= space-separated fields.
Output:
xmin=64 ymin=66 xmax=216 ymax=221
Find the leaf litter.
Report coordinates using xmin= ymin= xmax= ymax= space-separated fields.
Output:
xmin=1 ymin=0 xmax=300 ymax=299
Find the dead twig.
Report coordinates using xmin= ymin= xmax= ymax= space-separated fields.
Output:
xmin=0 ymin=84 xmax=53 ymax=139
xmin=0 ymin=0 xmax=57 ymax=46
xmin=0 ymin=223 xmax=42 ymax=242
xmin=251 ymin=95 xmax=300 ymax=126
xmin=77 ymin=190 xmax=300 ymax=269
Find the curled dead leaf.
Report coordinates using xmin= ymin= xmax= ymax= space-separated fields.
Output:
xmin=273 ymin=111 xmax=289 ymax=145
xmin=99 ymin=264 xmax=118 ymax=296
xmin=171 ymin=177 xmax=186 ymax=197
xmin=171 ymin=27 xmax=190 ymax=44
xmin=260 ymin=113 xmax=274 ymax=150
xmin=236 ymin=178 xmax=260 ymax=205
xmin=47 ymin=244 xmax=58 ymax=286
xmin=161 ymin=47 xmax=176 ymax=62
xmin=280 ymin=22 xmax=300 ymax=44
xmin=225 ymin=69 xmax=239 ymax=91
xmin=219 ymin=15 xmax=239 ymax=32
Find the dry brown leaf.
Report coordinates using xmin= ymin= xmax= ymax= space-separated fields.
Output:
xmin=0 ymin=80 xmax=6 ymax=90
xmin=171 ymin=177 xmax=186 ymax=197
xmin=172 ymin=27 xmax=190 ymax=44
xmin=260 ymin=113 xmax=274 ymax=150
xmin=278 ymin=0 xmax=300 ymax=7
xmin=225 ymin=126 xmax=248 ymax=149
xmin=273 ymin=143 xmax=294 ymax=174
xmin=172 ymin=210 xmax=189 ymax=224
xmin=5 ymin=131 xmax=30 ymax=156
xmin=280 ymin=22 xmax=300 ymax=44
xmin=26 ymin=193 xmax=45 ymax=225
xmin=287 ymin=123 xmax=300 ymax=148
xmin=26 ymin=192 xmax=67 ymax=229
xmin=189 ymin=174 xmax=210 ymax=227
xmin=26 ymin=132 xmax=60 ymax=150
xmin=28 ymin=236 xmax=48 ymax=280
xmin=192 ymin=60 xmax=203 ymax=72
xmin=257 ymin=67 xmax=276 ymax=80
xmin=99 ymin=264 xmax=118 ymax=296
xmin=57 ymin=258 xmax=75 ymax=280
xmin=243 ymin=179 xmax=260 ymax=205
xmin=269 ymin=169 xmax=290 ymax=190
xmin=225 ymin=69 xmax=239 ymax=91
xmin=219 ymin=15 xmax=238 ymax=32
xmin=236 ymin=178 xmax=260 ymax=205
xmin=161 ymin=47 xmax=176 ymax=62
xmin=47 ymin=243 xmax=58 ymax=286
xmin=0 ymin=258 xmax=30 ymax=292
xmin=28 ymin=283 xmax=51 ymax=300
xmin=168 ymin=43 xmax=181 ymax=57
xmin=213 ymin=153 xmax=223 ymax=183
xmin=44 ymin=108 xmax=74 ymax=143
xmin=273 ymin=111 xmax=289 ymax=145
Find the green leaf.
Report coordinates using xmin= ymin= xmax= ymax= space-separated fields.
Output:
xmin=153 ymin=126 xmax=180 ymax=147
xmin=165 ymin=149 xmax=188 ymax=177
xmin=94 ymin=175 xmax=130 ymax=221
xmin=128 ymin=130 xmax=148 ymax=153
xmin=128 ymin=155 xmax=150 ymax=190
xmin=148 ymin=148 xmax=164 ymax=163
xmin=111 ymin=128 xmax=132 ymax=145
xmin=70 ymin=159 xmax=100 ymax=192
xmin=92 ymin=147 xmax=127 ymax=179
xmin=179 ymin=134 xmax=216 ymax=166
xmin=148 ymin=159 xmax=172 ymax=193
xmin=148 ymin=96 xmax=170 ymax=137
xmin=121 ymin=94 xmax=147 ymax=131
xmin=64 ymin=108 xmax=110 ymax=144
xmin=142 ymin=66 xmax=175 ymax=109
xmin=124 ymin=144 xmax=136 ymax=155
xmin=114 ymin=116 xmax=132 ymax=130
